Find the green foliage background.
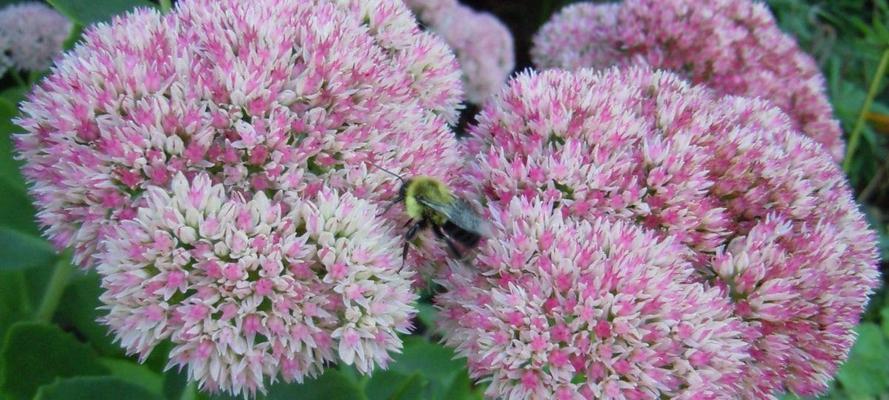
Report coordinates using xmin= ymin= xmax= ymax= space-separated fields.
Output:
xmin=0 ymin=0 xmax=886 ymax=399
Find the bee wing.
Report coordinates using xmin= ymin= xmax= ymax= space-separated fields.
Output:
xmin=417 ymin=197 xmax=493 ymax=237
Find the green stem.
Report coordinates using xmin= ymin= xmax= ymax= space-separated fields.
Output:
xmin=844 ymin=47 xmax=889 ymax=173
xmin=34 ymin=253 xmax=73 ymax=323
xmin=159 ymin=0 xmax=173 ymax=12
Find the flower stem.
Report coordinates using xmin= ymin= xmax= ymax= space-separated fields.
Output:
xmin=844 ymin=47 xmax=889 ymax=173
xmin=34 ymin=253 xmax=73 ymax=323
xmin=159 ymin=0 xmax=173 ymax=12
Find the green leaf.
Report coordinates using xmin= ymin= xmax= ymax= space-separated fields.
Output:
xmin=34 ymin=376 xmax=162 ymax=400
xmin=98 ymin=358 xmax=164 ymax=397
xmin=0 ymin=91 xmax=27 ymax=194
xmin=202 ymin=370 xmax=371 ymax=400
xmin=389 ymin=337 xmax=465 ymax=399
xmin=365 ymin=370 xmax=426 ymax=400
xmin=63 ymin=23 xmax=85 ymax=51
xmin=162 ymin=368 xmax=189 ymax=400
xmin=0 ymin=98 xmax=41 ymax=235
xmin=0 ymin=97 xmax=12 ymax=117
xmin=881 ymin=308 xmax=889 ymax=338
xmin=0 ymin=179 xmax=40 ymax=235
xmin=55 ymin=272 xmax=124 ymax=356
xmin=143 ymin=339 xmax=173 ymax=373
xmin=265 ymin=369 xmax=367 ymax=400
xmin=0 ymin=227 xmax=57 ymax=270
xmin=0 ymin=322 xmax=108 ymax=400
xmin=0 ymin=86 xmax=27 ymax=106
xmin=47 ymin=0 xmax=157 ymax=25
xmin=0 ymin=271 xmax=30 ymax=339
xmin=416 ymin=302 xmax=438 ymax=331
xmin=441 ymin=370 xmax=482 ymax=400
xmin=836 ymin=323 xmax=889 ymax=396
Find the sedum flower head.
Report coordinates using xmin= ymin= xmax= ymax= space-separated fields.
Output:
xmin=531 ymin=0 xmax=845 ymax=162
xmin=0 ymin=2 xmax=71 ymax=73
xmin=405 ymin=1 xmax=515 ymax=104
xmin=462 ymin=67 xmax=880 ymax=398
xmin=437 ymin=199 xmax=749 ymax=399
xmin=99 ymin=173 xmax=416 ymax=397
xmin=15 ymin=0 xmax=463 ymax=267
xmin=530 ymin=2 xmax=620 ymax=72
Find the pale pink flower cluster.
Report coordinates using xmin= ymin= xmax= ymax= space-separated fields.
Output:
xmin=443 ymin=67 xmax=880 ymax=399
xmin=100 ymin=173 xmax=415 ymax=396
xmin=15 ymin=0 xmax=465 ymax=396
xmin=15 ymin=0 xmax=463 ymax=266
xmin=0 ymin=2 xmax=71 ymax=74
xmin=531 ymin=0 xmax=845 ymax=162
xmin=405 ymin=0 xmax=515 ymax=104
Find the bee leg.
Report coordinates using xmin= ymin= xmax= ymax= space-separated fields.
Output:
xmin=378 ymin=195 xmax=404 ymax=217
xmin=432 ymin=225 xmax=463 ymax=259
xmin=402 ymin=219 xmax=427 ymax=265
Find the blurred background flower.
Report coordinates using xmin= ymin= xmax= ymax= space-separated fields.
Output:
xmin=405 ymin=0 xmax=515 ymax=104
xmin=0 ymin=2 xmax=70 ymax=74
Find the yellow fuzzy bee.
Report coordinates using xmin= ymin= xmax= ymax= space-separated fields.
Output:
xmin=372 ymin=163 xmax=492 ymax=262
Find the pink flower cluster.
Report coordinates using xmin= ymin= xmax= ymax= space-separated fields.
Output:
xmin=15 ymin=0 xmax=463 ymax=266
xmin=0 ymin=2 xmax=71 ymax=74
xmin=405 ymin=0 xmax=515 ymax=104
xmin=100 ymin=173 xmax=415 ymax=396
xmin=15 ymin=0 xmax=465 ymax=395
xmin=438 ymin=200 xmax=749 ymax=399
xmin=531 ymin=0 xmax=845 ymax=162
xmin=440 ymin=67 xmax=880 ymax=399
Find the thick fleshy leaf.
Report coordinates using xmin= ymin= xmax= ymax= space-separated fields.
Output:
xmin=34 ymin=376 xmax=162 ymax=400
xmin=389 ymin=337 xmax=465 ymax=399
xmin=882 ymin=307 xmax=889 ymax=338
xmin=0 ymin=227 xmax=57 ymax=270
xmin=197 ymin=369 xmax=369 ymax=400
xmin=0 ymin=271 xmax=30 ymax=340
xmin=836 ymin=323 xmax=889 ymax=396
xmin=0 ymin=93 xmax=33 ymax=225
xmin=55 ymin=272 xmax=123 ymax=356
xmin=0 ymin=182 xmax=40 ymax=235
xmin=162 ymin=368 xmax=190 ymax=400
xmin=416 ymin=302 xmax=438 ymax=331
xmin=46 ymin=0 xmax=156 ymax=25
xmin=265 ymin=369 xmax=367 ymax=400
xmin=0 ymin=322 xmax=108 ymax=400
xmin=442 ymin=370 xmax=482 ymax=400
xmin=98 ymin=358 xmax=164 ymax=397
xmin=365 ymin=370 xmax=426 ymax=400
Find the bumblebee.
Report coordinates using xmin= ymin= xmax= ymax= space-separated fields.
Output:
xmin=373 ymin=164 xmax=492 ymax=262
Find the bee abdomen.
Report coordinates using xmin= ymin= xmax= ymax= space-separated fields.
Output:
xmin=442 ymin=221 xmax=481 ymax=247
